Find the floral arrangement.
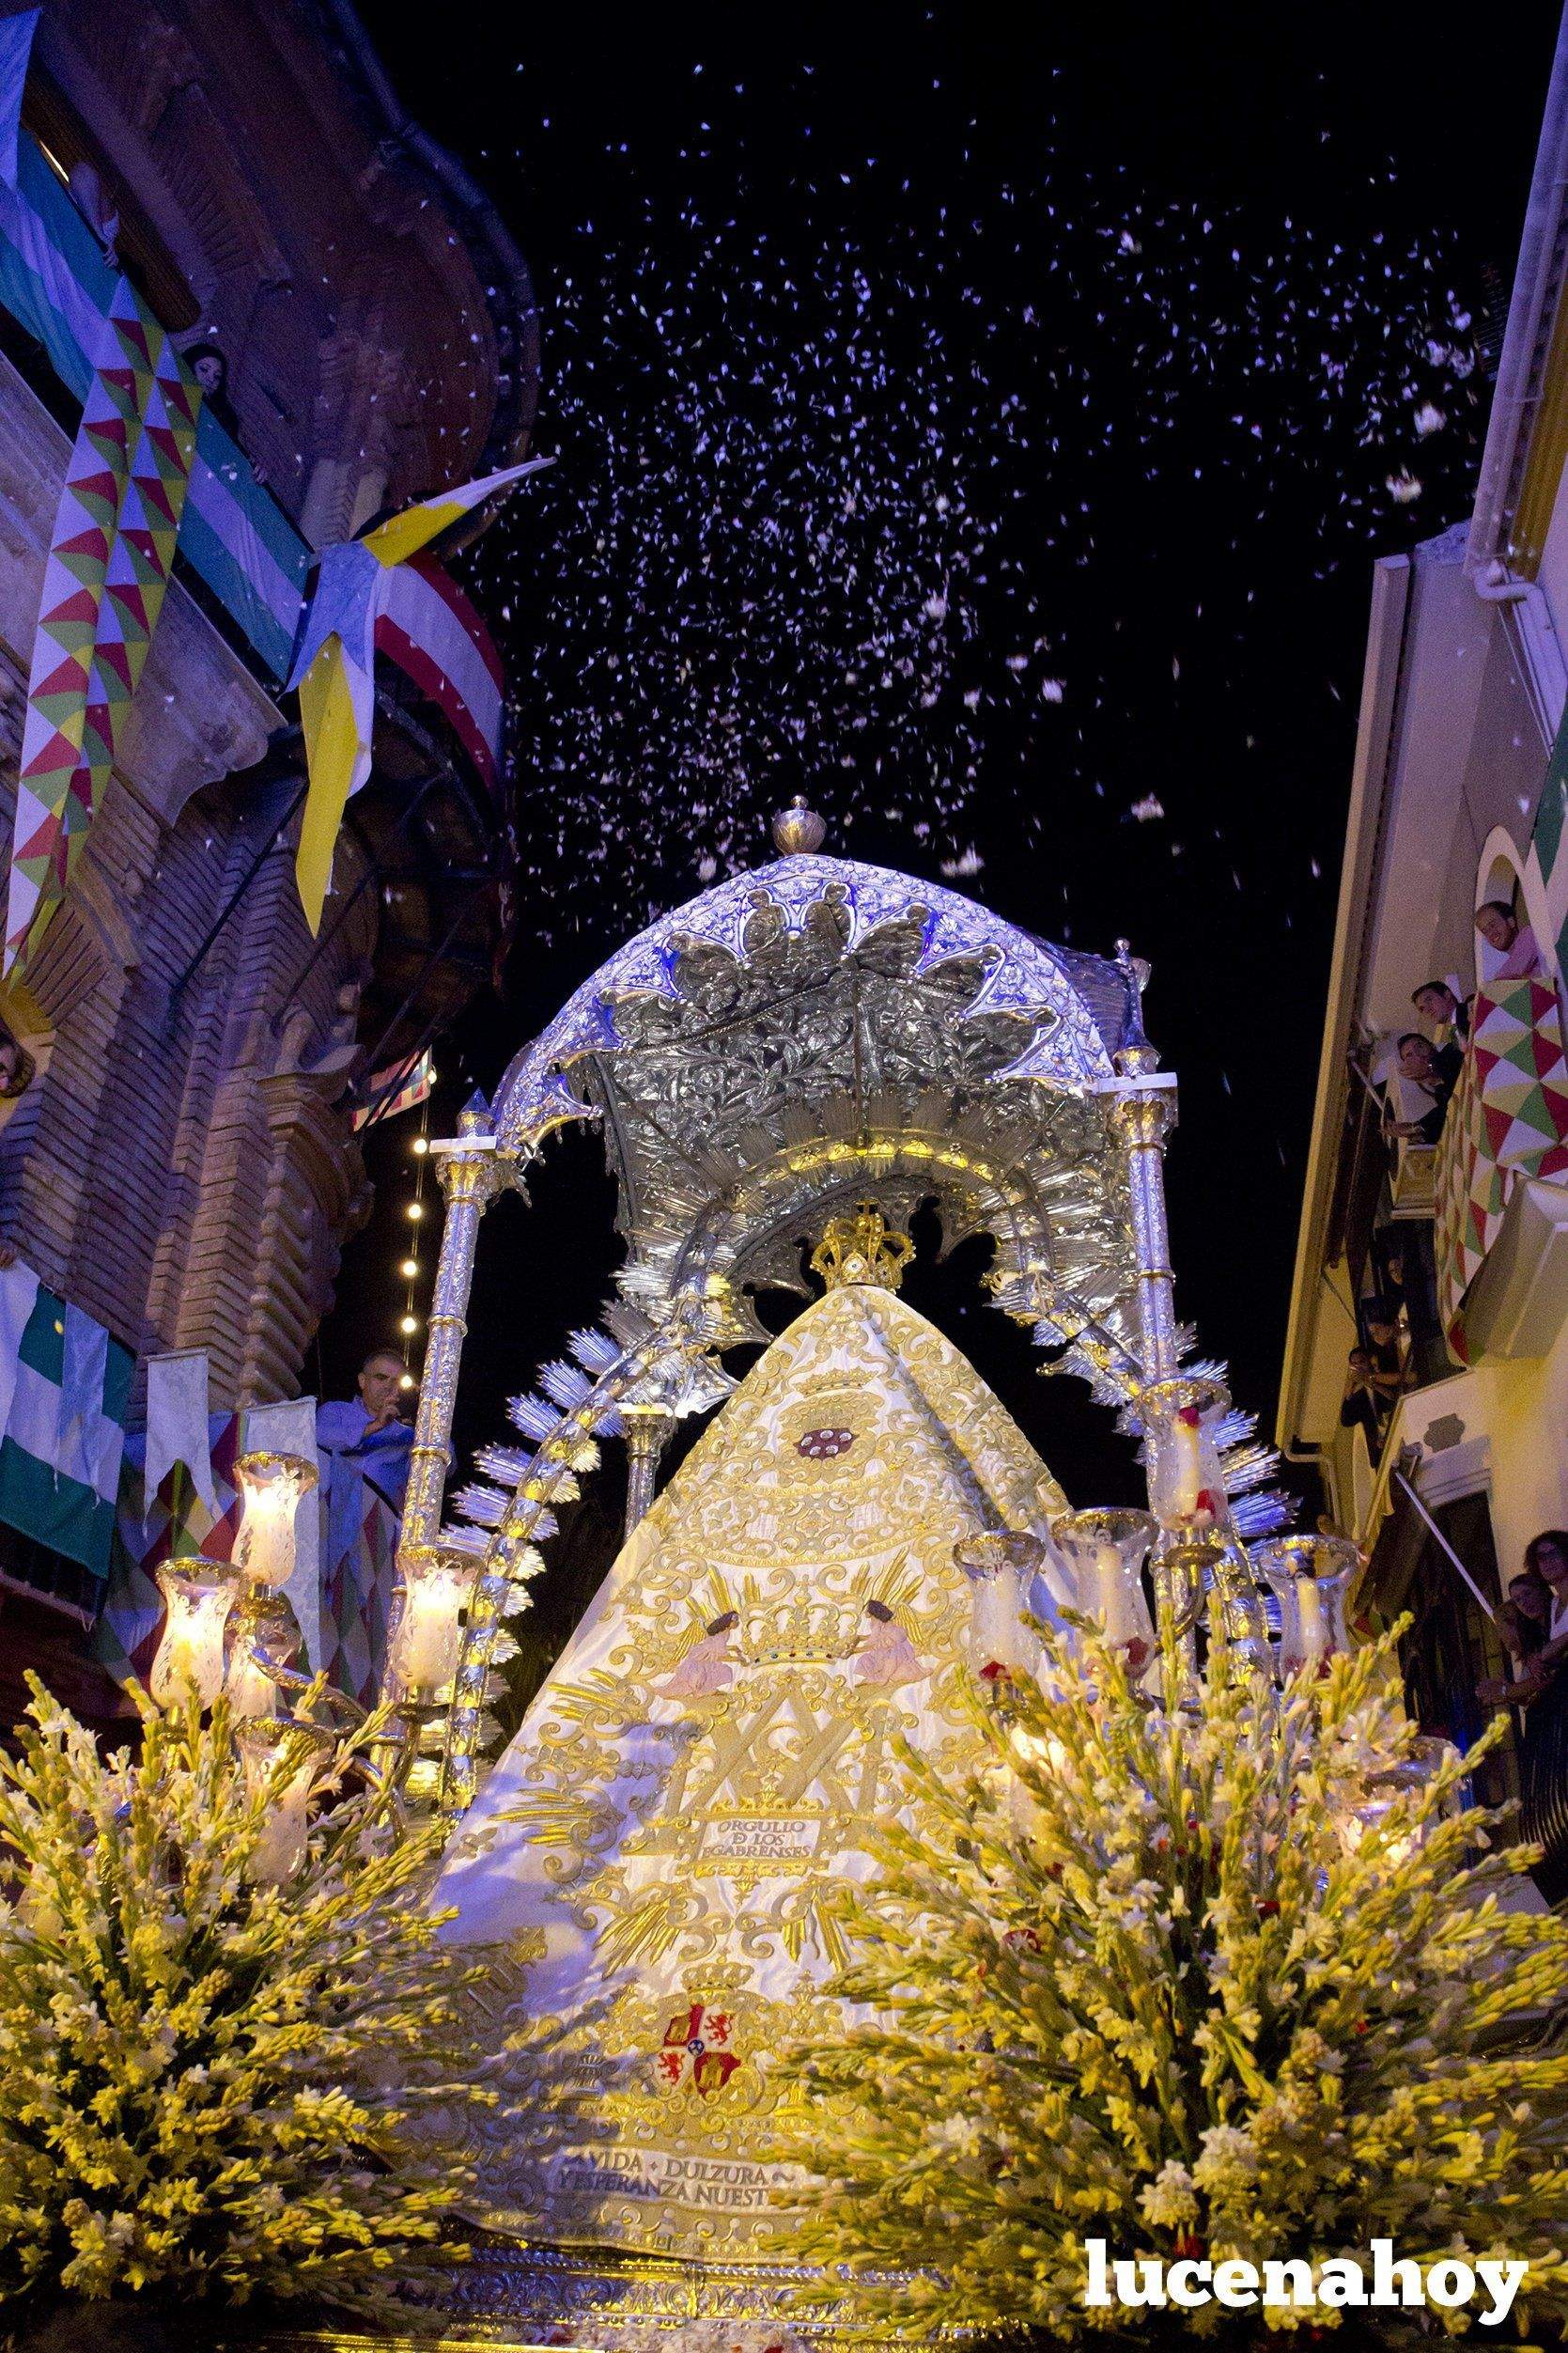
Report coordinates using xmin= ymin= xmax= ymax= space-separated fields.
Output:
xmin=0 ymin=1676 xmax=500 ymax=2328
xmin=776 ymin=1621 xmax=1568 ymax=2342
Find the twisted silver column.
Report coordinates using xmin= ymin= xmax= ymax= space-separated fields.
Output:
xmin=396 ymin=1095 xmax=509 ymax=1578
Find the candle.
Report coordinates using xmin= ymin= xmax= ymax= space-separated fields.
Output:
xmin=1048 ymin=1510 xmax=1157 ymax=1681
xmin=1091 ymin=1540 xmax=1139 ymax=1645
xmin=1295 ymin=1575 xmax=1327 ymax=1670
xmin=391 ymin=1554 xmax=474 ymax=1696
xmin=234 ymin=1453 xmax=318 ymax=1591
xmin=226 ymin=1638 xmax=280 ymax=1720
xmin=237 ymin=1722 xmax=326 ymax=1884
xmin=1170 ymin=1407 xmax=1203 ymax=1520
xmin=1253 ymin=1535 xmax=1359 ymax=1682
xmin=151 ymin=1560 xmax=234 ymax=1708
xmin=967 ymin=1559 xmax=1023 ymax=1674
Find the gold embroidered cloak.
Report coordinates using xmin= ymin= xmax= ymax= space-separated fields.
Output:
xmin=437 ymin=1281 xmax=1067 ymax=2261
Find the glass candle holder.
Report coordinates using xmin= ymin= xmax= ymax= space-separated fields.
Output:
xmin=1141 ymin=1376 xmax=1230 ymax=1535
xmin=1252 ymin=1534 xmax=1358 ymax=1678
xmin=234 ymin=1451 xmax=318 ymax=1591
xmin=150 ymin=1557 xmax=236 ymax=1708
xmin=236 ymin=1720 xmax=333 ymax=1884
xmin=1336 ymin=1735 xmax=1455 ymax=1865
xmin=1141 ymin=1376 xmax=1271 ymax=1667
xmin=386 ymin=1545 xmax=476 ymax=1700
xmin=953 ymin=1531 xmax=1048 ymax=1681
xmin=1048 ymin=1508 xmax=1157 ymax=1681
xmin=224 ymin=1588 xmax=303 ymax=1719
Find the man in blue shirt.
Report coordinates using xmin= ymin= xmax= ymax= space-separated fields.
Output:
xmin=315 ymin=1348 xmax=418 ymax=1705
xmin=316 ymin=1348 xmax=414 ymax=1517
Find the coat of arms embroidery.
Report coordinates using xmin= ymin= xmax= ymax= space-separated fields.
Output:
xmin=657 ymin=2000 xmax=740 ymax=2096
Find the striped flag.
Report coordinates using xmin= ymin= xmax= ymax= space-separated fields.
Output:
xmin=377 ymin=555 xmax=505 ymax=787
xmin=0 ymin=1269 xmax=132 ymax=1581
xmin=289 ymin=458 xmax=549 ymax=931
xmin=351 ymin=1047 xmax=435 ymax=1130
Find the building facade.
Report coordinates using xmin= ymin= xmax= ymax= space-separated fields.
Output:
xmin=1278 ymin=13 xmax=1568 ymax=1893
xmin=0 ymin=0 xmax=534 ymax=1723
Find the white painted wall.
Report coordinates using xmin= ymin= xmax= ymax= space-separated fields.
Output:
xmin=1485 ymin=1317 xmax=1568 ymax=1579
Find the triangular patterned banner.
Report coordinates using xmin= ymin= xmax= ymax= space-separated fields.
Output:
xmin=1435 ymin=972 xmax=1568 ymax=1357
xmin=5 ymin=276 xmax=200 ymax=971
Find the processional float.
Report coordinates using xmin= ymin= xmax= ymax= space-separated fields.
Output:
xmin=398 ymin=801 xmax=1316 ymax=1789
xmin=156 ymin=803 xmax=1358 ymax=2345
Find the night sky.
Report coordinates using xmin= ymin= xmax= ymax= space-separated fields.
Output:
xmin=322 ymin=1 xmax=1562 ymax=1675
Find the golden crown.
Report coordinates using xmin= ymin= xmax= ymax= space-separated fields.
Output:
xmin=810 ymin=1202 xmax=914 ymax=1294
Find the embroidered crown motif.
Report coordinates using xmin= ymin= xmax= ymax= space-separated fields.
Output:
xmin=738 ymin=1595 xmax=864 ymax=1663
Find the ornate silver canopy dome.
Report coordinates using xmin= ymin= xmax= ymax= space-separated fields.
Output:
xmin=491 ymin=843 xmax=1144 ymax=1344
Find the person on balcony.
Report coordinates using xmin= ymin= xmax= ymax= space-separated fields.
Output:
xmin=1411 ymin=979 xmax=1471 ymax=1045
xmin=66 ymin=159 xmax=118 ymax=268
xmin=1475 ymin=899 xmax=1542 ymax=983
xmin=1387 ymin=1033 xmax=1454 ymax=1143
xmin=1363 ymin=1305 xmax=1410 ymax=1394
xmin=1340 ymin=1348 xmax=1392 ymax=1453
xmin=188 ymin=345 xmax=269 ymax=486
xmin=1374 ymin=1239 xmax=1406 ymax=1317
xmin=316 ymin=1348 xmax=415 ymax=1519
xmin=1525 ymin=1529 xmax=1568 ymax=1644
xmin=1476 ymin=1569 xmax=1557 ymax=1709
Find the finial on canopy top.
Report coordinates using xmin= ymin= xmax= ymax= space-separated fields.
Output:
xmin=1112 ymin=941 xmax=1160 ymax=1077
xmin=771 ymin=795 xmax=827 ymax=857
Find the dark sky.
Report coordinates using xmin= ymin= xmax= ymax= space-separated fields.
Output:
xmin=322 ymin=2 xmax=1562 ymax=1651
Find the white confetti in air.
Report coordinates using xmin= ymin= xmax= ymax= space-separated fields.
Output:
xmin=462 ymin=153 xmax=1483 ymax=944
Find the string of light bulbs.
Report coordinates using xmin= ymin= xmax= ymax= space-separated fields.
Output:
xmin=397 ymin=1092 xmax=434 ymax=1395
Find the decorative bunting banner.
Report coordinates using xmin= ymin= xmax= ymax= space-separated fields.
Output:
xmin=101 ymin=1410 xmax=247 ymax=1690
xmin=0 ymin=80 xmax=517 ymax=946
xmin=0 ymin=1266 xmax=132 ymax=1581
xmin=288 ymin=456 xmax=550 ymax=931
xmin=5 ymin=275 xmax=200 ymax=969
xmin=142 ymin=1348 xmax=217 ymax=1521
xmin=103 ymin=1402 xmax=398 ymax=1706
xmin=1435 ymin=970 xmax=1568 ymax=1356
xmin=320 ymin=1448 xmax=400 ymax=1709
